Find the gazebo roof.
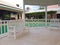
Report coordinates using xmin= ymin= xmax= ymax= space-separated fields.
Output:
xmin=24 ymin=0 xmax=60 ymax=6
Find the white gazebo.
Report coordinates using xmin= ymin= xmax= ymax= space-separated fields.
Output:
xmin=23 ymin=0 xmax=60 ymax=27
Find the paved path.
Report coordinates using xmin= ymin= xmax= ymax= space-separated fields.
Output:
xmin=0 ymin=27 xmax=60 ymax=45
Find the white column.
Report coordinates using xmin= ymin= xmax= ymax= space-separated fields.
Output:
xmin=23 ymin=0 xmax=25 ymax=20
xmin=45 ymin=6 xmax=47 ymax=27
xmin=23 ymin=0 xmax=25 ymax=28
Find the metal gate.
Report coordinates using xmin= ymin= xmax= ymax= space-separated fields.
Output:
xmin=0 ymin=20 xmax=8 ymax=38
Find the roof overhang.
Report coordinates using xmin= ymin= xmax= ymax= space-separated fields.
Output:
xmin=24 ymin=0 xmax=60 ymax=6
xmin=0 ymin=4 xmax=23 ymax=13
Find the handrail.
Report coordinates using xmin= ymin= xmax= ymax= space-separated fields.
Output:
xmin=25 ymin=19 xmax=60 ymax=22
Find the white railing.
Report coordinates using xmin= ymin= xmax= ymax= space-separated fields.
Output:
xmin=0 ymin=19 xmax=60 ymax=38
xmin=8 ymin=19 xmax=24 ymax=32
xmin=25 ymin=19 xmax=45 ymax=22
xmin=7 ymin=19 xmax=25 ymax=39
xmin=0 ymin=19 xmax=25 ymax=39
xmin=25 ymin=19 xmax=60 ymax=27
xmin=48 ymin=19 xmax=60 ymax=27
xmin=25 ymin=19 xmax=45 ymax=27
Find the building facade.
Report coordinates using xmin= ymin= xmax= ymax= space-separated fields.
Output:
xmin=25 ymin=5 xmax=60 ymax=19
xmin=0 ymin=0 xmax=23 ymax=20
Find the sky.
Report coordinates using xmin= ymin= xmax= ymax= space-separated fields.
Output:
xmin=2 ymin=0 xmax=40 ymax=10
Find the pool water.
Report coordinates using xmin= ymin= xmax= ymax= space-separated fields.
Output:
xmin=25 ymin=22 xmax=50 ymax=27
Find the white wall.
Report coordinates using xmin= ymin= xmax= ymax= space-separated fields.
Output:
xmin=0 ymin=0 xmax=18 ymax=8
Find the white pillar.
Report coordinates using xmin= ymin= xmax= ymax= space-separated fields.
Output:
xmin=23 ymin=0 xmax=25 ymax=28
xmin=45 ymin=6 xmax=47 ymax=27
xmin=23 ymin=0 xmax=25 ymax=20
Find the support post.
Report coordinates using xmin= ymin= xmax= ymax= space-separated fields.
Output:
xmin=23 ymin=0 xmax=25 ymax=29
xmin=23 ymin=0 xmax=25 ymax=20
xmin=45 ymin=6 xmax=47 ymax=27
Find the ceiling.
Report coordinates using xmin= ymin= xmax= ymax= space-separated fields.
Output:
xmin=24 ymin=0 xmax=60 ymax=6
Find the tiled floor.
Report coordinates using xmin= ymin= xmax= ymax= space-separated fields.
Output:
xmin=0 ymin=27 xmax=60 ymax=45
